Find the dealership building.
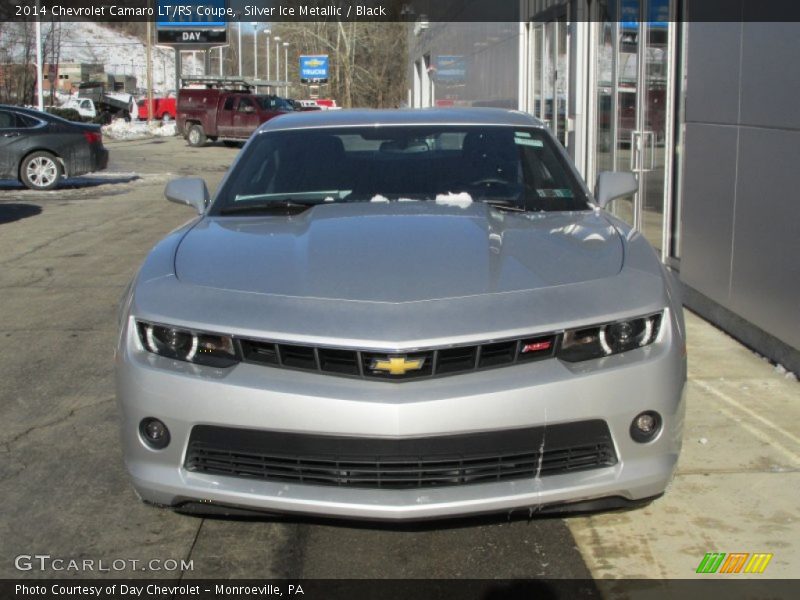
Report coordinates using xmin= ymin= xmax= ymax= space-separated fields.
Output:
xmin=408 ymin=0 xmax=799 ymax=373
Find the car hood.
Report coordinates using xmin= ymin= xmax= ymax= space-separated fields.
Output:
xmin=174 ymin=202 xmax=623 ymax=303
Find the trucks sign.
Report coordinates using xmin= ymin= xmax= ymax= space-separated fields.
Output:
xmin=156 ymin=0 xmax=228 ymax=45
xmin=434 ymin=55 xmax=466 ymax=83
xmin=300 ymin=55 xmax=329 ymax=83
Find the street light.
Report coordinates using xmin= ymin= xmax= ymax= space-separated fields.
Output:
xmin=252 ymin=22 xmax=258 ymax=79
xmin=283 ymin=41 xmax=289 ymax=97
xmin=274 ymin=36 xmax=281 ymax=95
xmin=237 ymin=21 xmax=242 ymax=77
xmin=264 ymin=29 xmax=271 ymax=84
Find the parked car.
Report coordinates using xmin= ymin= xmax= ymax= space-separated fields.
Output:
xmin=0 ymin=104 xmax=108 ymax=190
xmin=315 ymin=98 xmax=340 ymax=110
xmin=137 ymin=97 xmax=177 ymax=122
xmin=292 ymin=99 xmax=323 ymax=111
xmin=116 ymin=108 xmax=686 ymax=520
xmin=177 ymin=87 xmax=293 ymax=147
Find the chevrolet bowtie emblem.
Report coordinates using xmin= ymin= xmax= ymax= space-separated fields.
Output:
xmin=370 ymin=356 xmax=425 ymax=376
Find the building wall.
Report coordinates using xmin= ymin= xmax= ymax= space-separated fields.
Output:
xmin=679 ymin=22 xmax=800 ymax=354
xmin=408 ymin=22 xmax=520 ymax=108
xmin=407 ymin=12 xmax=800 ymax=370
xmin=42 ymin=62 xmax=105 ymax=92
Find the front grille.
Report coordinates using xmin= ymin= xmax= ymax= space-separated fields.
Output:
xmin=185 ymin=420 xmax=617 ymax=490
xmin=238 ymin=332 xmax=558 ymax=381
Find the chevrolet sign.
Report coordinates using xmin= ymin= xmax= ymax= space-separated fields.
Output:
xmin=300 ymin=55 xmax=329 ymax=83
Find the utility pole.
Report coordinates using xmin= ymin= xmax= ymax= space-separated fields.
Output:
xmin=49 ymin=18 xmax=56 ymax=106
xmin=146 ymin=10 xmax=153 ymax=125
xmin=175 ymin=50 xmax=181 ymax=93
xmin=35 ymin=0 xmax=44 ymax=110
xmin=237 ymin=21 xmax=242 ymax=77
xmin=252 ymin=23 xmax=258 ymax=79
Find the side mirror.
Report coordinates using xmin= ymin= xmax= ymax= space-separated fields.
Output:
xmin=165 ymin=178 xmax=209 ymax=215
xmin=595 ymin=171 xmax=638 ymax=209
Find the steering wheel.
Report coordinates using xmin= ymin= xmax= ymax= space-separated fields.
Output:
xmin=469 ymin=177 xmax=512 ymax=188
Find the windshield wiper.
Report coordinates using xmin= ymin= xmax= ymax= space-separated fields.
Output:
xmin=219 ymin=199 xmax=319 ymax=215
xmin=482 ymin=199 xmax=528 ymax=212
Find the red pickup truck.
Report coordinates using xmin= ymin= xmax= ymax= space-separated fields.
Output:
xmin=177 ymin=88 xmax=294 ymax=147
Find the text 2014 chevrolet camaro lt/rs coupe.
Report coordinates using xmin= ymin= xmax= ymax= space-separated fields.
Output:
xmin=115 ymin=108 xmax=686 ymax=520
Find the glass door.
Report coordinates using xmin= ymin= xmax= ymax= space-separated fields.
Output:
xmin=592 ymin=0 xmax=675 ymax=256
xmin=638 ymin=14 xmax=670 ymax=252
xmin=527 ymin=15 xmax=569 ymax=147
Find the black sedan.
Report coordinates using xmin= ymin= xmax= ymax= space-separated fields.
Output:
xmin=0 ymin=104 xmax=109 ymax=191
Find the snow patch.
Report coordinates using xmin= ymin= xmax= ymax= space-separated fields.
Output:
xmin=102 ymin=119 xmax=177 ymax=140
xmin=103 ymin=119 xmax=148 ymax=140
xmin=153 ymin=122 xmax=177 ymax=137
xmin=370 ymin=195 xmax=390 ymax=203
xmin=435 ymin=192 xmax=473 ymax=208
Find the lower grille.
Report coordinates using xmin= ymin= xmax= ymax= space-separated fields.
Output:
xmin=185 ymin=420 xmax=617 ymax=489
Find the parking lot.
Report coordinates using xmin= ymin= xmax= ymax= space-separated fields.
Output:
xmin=1 ymin=135 xmax=797 ymax=581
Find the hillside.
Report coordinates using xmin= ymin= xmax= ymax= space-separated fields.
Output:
xmin=1 ymin=21 xmax=205 ymax=94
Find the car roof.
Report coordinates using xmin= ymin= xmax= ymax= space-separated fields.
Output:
xmin=0 ymin=104 xmax=38 ymax=114
xmin=0 ymin=104 xmax=96 ymax=128
xmin=0 ymin=104 xmax=58 ymax=122
xmin=257 ymin=107 xmax=545 ymax=133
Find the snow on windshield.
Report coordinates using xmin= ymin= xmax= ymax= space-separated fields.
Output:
xmin=435 ymin=192 xmax=473 ymax=208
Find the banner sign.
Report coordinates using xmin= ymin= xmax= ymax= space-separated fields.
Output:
xmin=300 ymin=55 xmax=329 ymax=83
xmin=434 ymin=55 xmax=466 ymax=83
xmin=156 ymin=0 xmax=228 ymax=45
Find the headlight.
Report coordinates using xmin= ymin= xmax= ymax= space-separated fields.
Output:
xmin=136 ymin=321 xmax=238 ymax=367
xmin=558 ymin=313 xmax=662 ymax=362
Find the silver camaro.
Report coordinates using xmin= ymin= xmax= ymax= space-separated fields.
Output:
xmin=115 ymin=108 xmax=686 ymax=520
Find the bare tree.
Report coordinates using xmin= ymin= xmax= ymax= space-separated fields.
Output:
xmin=278 ymin=21 xmax=407 ymax=107
xmin=16 ymin=23 xmax=36 ymax=105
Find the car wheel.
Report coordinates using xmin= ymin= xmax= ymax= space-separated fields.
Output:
xmin=161 ymin=113 xmax=172 ymax=123
xmin=20 ymin=151 xmax=62 ymax=191
xmin=187 ymin=124 xmax=206 ymax=147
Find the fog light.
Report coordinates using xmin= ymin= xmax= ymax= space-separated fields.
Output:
xmin=140 ymin=417 xmax=170 ymax=449
xmin=630 ymin=411 xmax=661 ymax=443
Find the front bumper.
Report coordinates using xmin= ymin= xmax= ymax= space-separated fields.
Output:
xmin=115 ymin=315 xmax=686 ymax=520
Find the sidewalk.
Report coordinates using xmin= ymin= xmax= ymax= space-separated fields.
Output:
xmin=568 ymin=310 xmax=800 ymax=578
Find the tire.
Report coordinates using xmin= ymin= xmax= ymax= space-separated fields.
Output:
xmin=161 ymin=113 xmax=172 ymax=123
xmin=186 ymin=124 xmax=206 ymax=147
xmin=20 ymin=151 xmax=62 ymax=191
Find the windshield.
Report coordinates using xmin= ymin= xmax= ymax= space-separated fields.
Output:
xmin=211 ymin=125 xmax=591 ymax=214
xmin=257 ymin=96 xmax=294 ymax=111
